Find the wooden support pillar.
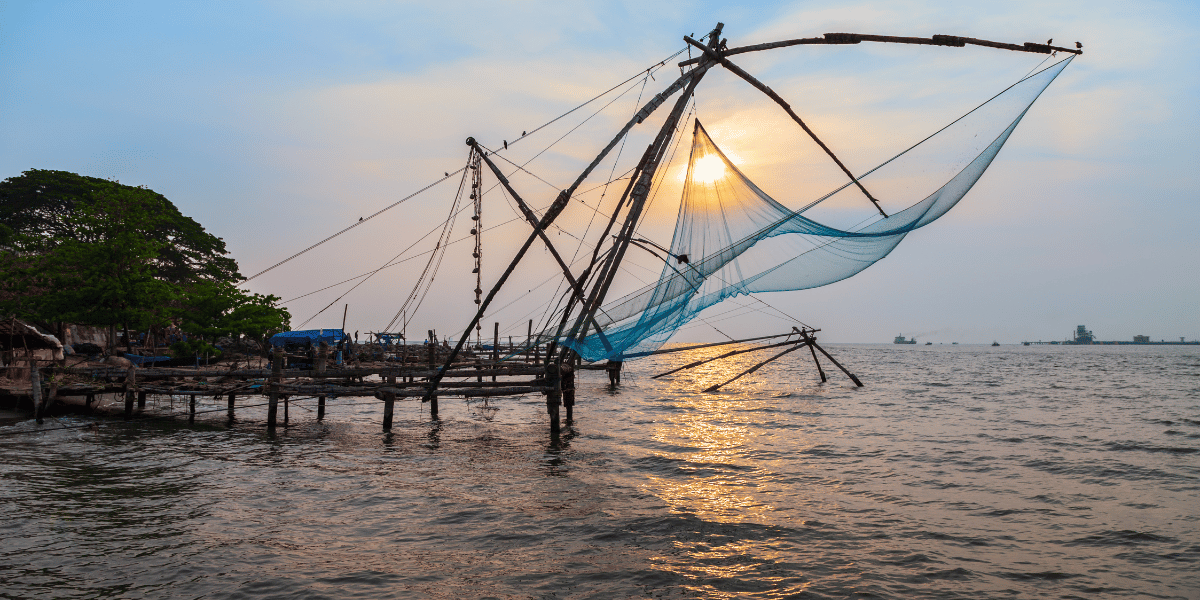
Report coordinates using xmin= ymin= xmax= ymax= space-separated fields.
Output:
xmin=528 ymin=319 xmax=533 ymax=363
xmin=426 ymin=331 xmax=439 ymax=420
xmin=808 ymin=339 xmax=827 ymax=382
xmin=86 ymin=393 xmax=95 ymax=409
xmin=137 ymin=390 xmax=147 ymax=409
xmin=283 ymin=395 xmax=289 ymax=426
xmin=382 ymin=390 xmax=395 ymax=431
xmin=123 ymin=365 xmax=136 ymax=421
xmin=268 ymin=347 xmax=282 ymax=427
xmin=189 ymin=394 xmax=197 ymax=424
xmin=703 ymin=342 xmax=809 ymax=393
xmin=47 ymin=370 xmax=58 ymax=411
xmin=30 ymin=360 xmax=43 ymax=424
xmin=811 ymin=341 xmax=864 ymax=387
xmin=317 ymin=341 xmax=327 ymax=420
xmin=561 ymin=363 xmax=575 ymax=423
xmin=227 ymin=393 xmax=236 ymax=420
xmin=607 ymin=360 xmax=623 ymax=386
xmin=796 ymin=329 xmax=828 ymax=382
xmin=545 ymin=362 xmax=562 ymax=436
xmin=492 ymin=322 xmax=499 ymax=382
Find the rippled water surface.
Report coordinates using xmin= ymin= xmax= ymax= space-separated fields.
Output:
xmin=2 ymin=344 xmax=1198 ymax=599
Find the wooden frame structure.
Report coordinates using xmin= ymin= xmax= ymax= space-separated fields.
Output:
xmin=16 ymin=24 xmax=1080 ymax=434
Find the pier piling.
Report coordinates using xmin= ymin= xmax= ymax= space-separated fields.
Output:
xmin=123 ymin=365 xmax=135 ymax=421
xmin=267 ymin=347 xmax=282 ymax=427
xmin=31 ymin=360 xmax=43 ymax=424
xmin=382 ymin=390 xmax=395 ymax=431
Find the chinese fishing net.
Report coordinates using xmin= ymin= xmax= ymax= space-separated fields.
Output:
xmin=563 ymin=56 xmax=1072 ymax=361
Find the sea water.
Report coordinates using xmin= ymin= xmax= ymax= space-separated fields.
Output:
xmin=1 ymin=344 xmax=1197 ymax=599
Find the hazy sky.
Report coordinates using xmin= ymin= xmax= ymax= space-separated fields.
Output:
xmin=3 ymin=0 xmax=1196 ymax=345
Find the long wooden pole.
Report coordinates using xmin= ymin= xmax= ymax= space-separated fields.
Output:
xmin=652 ymin=338 xmax=800 ymax=379
xmin=561 ymin=57 xmax=716 ymax=359
xmin=811 ymin=340 xmax=864 ymax=387
xmin=471 ymin=141 xmax=613 ymax=353
xmin=684 ymin=36 xmax=887 ymax=218
xmin=677 ymin=32 xmax=1081 ymax=67
xmin=422 ymin=62 xmax=706 ymax=402
xmin=703 ymin=342 xmax=810 ymax=392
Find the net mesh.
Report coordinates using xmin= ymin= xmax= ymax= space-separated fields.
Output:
xmin=563 ymin=57 xmax=1072 ymax=361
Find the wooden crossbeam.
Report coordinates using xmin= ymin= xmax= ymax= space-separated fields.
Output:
xmin=678 ymin=32 xmax=1082 ymax=66
xmin=684 ymin=36 xmax=889 ymax=218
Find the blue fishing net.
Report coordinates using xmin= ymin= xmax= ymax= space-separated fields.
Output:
xmin=565 ymin=57 xmax=1072 ymax=361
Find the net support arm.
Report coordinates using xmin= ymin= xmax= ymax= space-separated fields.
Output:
xmin=678 ymin=32 xmax=1082 ymax=66
xmin=702 ymin=341 xmax=811 ymax=392
xmin=653 ymin=338 xmax=801 ymax=379
xmin=683 ymin=35 xmax=889 ymax=218
xmin=421 ymin=66 xmax=704 ymax=404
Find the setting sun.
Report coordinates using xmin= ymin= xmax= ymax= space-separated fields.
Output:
xmin=689 ymin=154 xmax=728 ymax=184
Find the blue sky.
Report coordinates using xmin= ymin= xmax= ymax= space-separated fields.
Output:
xmin=3 ymin=0 xmax=1197 ymax=344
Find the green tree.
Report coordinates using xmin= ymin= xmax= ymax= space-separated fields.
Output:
xmin=176 ymin=279 xmax=290 ymax=345
xmin=35 ymin=188 xmax=177 ymax=348
xmin=0 ymin=169 xmax=240 ymax=283
xmin=0 ymin=170 xmax=290 ymax=352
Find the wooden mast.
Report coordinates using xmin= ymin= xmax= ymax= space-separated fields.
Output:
xmin=557 ymin=23 xmax=725 ymax=365
xmin=420 ymin=32 xmax=719 ymax=407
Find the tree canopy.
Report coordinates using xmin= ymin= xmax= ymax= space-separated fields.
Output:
xmin=0 ymin=169 xmax=289 ymax=349
xmin=0 ymin=169 xmax=241 ymax=283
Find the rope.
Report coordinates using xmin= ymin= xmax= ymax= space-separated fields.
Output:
xmin=242 ymin=48 xmax=686 ymax=284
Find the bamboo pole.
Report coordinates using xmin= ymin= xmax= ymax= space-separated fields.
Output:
xmin=267 ymin=347 xmax=282 ymax=427
xmin=677 ymin=32 xmax=1081 ymax=67
xmin=31 ymin=360 xmax=43 ymax=424
xmin=562 ymin=57 xmax=716 ymax=358
xmin=798 ymin=329 xmax=827 ymax=382
xmin=703 ymin=342 xmax=810 ymax=392
xmin=317 ymin=341 xmax=327 ymax=420
xmin=382 ymin=390 xmax=395 ymax=431
xmin=811 ymin=341 xmax=864 ymax=387
xmin=422 ymin=62 xmax=706 ymax=405
xmin=123 ymin=365 xmax=135 ymax=421
xmin=652 ymin=339 xmax=800 ymax=379
xmin=684 ymin=36 xmax=886 ymax=218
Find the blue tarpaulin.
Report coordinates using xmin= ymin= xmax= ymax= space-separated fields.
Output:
xmin=124 ymin=353 xmax=173 ymax=366
xmin=269 ymin=329 xmax=344 ymax=347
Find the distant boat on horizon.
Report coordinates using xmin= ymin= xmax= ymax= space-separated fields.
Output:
xmin=894 ymin=334 xmax=917 ymax=344
xmin=992 ymin=341 xmax=1000 ymax=346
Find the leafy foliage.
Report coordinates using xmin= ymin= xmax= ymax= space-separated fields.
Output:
xmin=0 ymin=169 xmax=289 ymax=346
xmin=0 ymin=169 xmax=240 ymax=283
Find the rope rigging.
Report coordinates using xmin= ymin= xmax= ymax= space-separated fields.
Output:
xmin=243 ymin=48 xmax=687 ymax=285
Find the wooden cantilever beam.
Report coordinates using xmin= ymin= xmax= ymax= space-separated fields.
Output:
xmin=652 ymin=338 xmax=800 ymax=379
xmin=679 ymin=32 xmax=1082 ymax=67
xmin=684 ymin=35 xmax=889 ymax=218
xmin=703 ymin=341 xmax=811 ymax=392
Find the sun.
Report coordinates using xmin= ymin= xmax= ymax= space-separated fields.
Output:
xmin=688 ymin=154 xmax=728 ymax=184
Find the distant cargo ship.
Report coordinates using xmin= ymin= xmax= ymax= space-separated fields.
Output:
xmin=1022 ymin=325 xmax=1199 ymax=345
xmin=894 ymin=334 xmax=917 ymax=344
